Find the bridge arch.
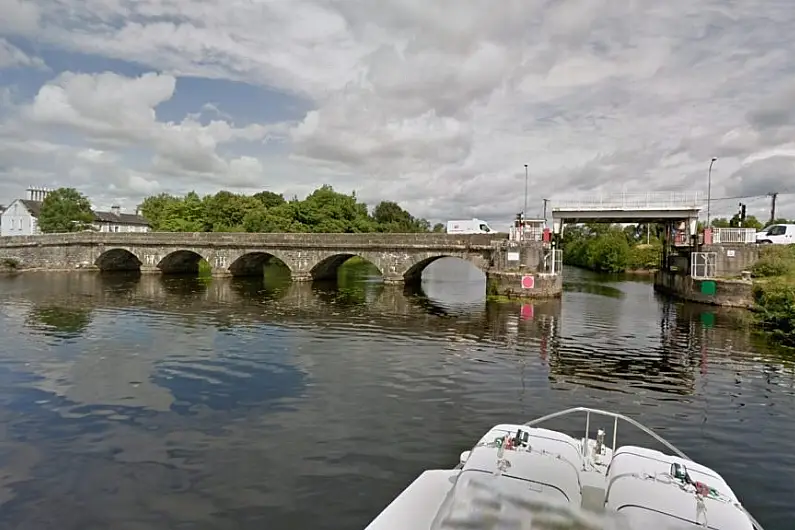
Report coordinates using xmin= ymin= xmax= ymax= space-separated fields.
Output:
xmin=95 ymin=248 xmax=142 ymax=272
xmin=157 ymin=250 xmax=207 ymax=275
xmin=228 ymin=252 xmax=292 ymax=277
xmin=310 ymin=253 xmax=383 ymax=282
xmin=402 ymin=254 xmax=488 ymax=284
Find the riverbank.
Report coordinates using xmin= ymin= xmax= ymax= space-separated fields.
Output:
xmin=751 ymin=246 xmax=795 ymax=347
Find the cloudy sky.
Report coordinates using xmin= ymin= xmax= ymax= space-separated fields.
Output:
xmin=1 ymin=0 xmax=794 ymax=225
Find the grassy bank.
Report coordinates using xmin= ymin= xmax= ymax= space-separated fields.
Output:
xmin=751 ymin=245 xmax=795 ymax=347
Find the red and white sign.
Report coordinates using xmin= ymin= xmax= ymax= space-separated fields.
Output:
xmin=521 ymin=275 xmax=535 ymax=289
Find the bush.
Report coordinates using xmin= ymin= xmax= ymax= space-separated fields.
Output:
xmin=752 ymin=245 xmax=795 ymax=278
xmin=1 ymin=258 xmax=19 ymax=270
xmin=563 ymin=229 xmax=659 ymax=273
xmin=628 ymin=244 xmax=661 ymax=271
xmin=753 ymin=278 xmax=795 ymax=347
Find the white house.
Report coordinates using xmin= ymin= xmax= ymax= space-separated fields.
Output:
xmin=1 ymin=188 xmax=151 ymax=236
xmin=0 ymin=187 xmax=48 ymax=236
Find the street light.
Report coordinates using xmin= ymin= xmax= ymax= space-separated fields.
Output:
xmin=523 ymin=164 xmax=528 ymax=218
xmin=707 ymin=157 xmax=717 ymax=227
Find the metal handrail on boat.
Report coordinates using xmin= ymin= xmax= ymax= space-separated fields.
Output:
xmin=522 ymin=407 xmax=766 ymax=530
xmin=523 ymin=406 xmax=689 ymax=460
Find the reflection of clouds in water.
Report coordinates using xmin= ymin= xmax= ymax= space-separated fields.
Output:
xmin=154 ymin=326 xmax=307 ymax=416
xmin=421 ymin=258 xmax=487 ymax=308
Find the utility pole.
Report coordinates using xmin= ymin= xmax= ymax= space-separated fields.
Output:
xmin=542 ymin=198 xmax=549 ymax=224
xmin=769 ymin=192 xmax=778 ymax=223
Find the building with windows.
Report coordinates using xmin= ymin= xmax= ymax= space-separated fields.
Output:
xmin=0 ymin=188 xmax=49 ymax=236
xmin=0 ymin=188 xmax=150 ymax=236
xmin=93 ymin=205 xmax=151 ymax=233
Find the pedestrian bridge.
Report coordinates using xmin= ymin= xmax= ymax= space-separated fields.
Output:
xmin=551 ymin=192 xmax=704 ymax=233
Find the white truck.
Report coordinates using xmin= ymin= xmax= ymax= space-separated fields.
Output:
xmin=756 ymin=224 xmax=795 ymax=244
xmin=446 ymin=218 xmax=493 ymax=234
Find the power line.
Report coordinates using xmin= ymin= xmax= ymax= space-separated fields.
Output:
xmin=708 ymin=191 xmax=794 ymax=202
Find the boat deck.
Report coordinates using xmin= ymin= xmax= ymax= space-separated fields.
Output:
xmin=365 ymin=410 xmax=758 ymax=530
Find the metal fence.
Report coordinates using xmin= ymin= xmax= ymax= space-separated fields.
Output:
xmin=711 ymin=227 xmax=756 ymax=244
xmin=540 ymin=249 xmax=563 ymax=274
xmin=691 ymin=252 xmax=716 ymax=278
xmin=552 ymin=192 xmax=704 ymax=211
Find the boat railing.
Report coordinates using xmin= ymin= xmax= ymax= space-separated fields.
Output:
xmin=523 ymin=406 xmax=689 ymax=460
xmin=523 ymin=407 xmax=766 ymax=530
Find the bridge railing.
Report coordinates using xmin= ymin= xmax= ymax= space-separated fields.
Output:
xmin=552 ymin=192 xmax=704 ymax=211
xmin=711 ymin=227 xmax=756 ymax=244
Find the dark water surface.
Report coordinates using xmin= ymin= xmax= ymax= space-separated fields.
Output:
xmin=0 ymin=262 xmax=793 ymax=530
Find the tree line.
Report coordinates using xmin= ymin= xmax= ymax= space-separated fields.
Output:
xmin=33 ymin=186 xmax=447 ymax=234
xmin=562 ymin=223 xmax=664 ymax=273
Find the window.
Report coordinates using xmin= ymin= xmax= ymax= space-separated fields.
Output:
xmin=768 ymin=225 xmax=786 ymax=236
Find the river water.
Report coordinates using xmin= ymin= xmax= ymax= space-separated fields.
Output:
xmin=0 ymin=261 xmax=792 ymax=530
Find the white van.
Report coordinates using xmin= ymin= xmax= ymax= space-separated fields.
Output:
xmin=446 ymin=218 xmax=493 ymax=234
xmin=756 ymin=224 xmax=795 ymax=244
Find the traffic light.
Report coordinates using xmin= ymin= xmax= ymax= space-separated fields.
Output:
xmin=740 ymin=203 xmax=747 ymax=223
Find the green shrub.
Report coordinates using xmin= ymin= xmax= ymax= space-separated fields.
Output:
xmin=563 ymin=228 xmax=659 ymax=273
xmin=752 ymin=245 xmax=795 ymax=278
xmin=628 ymin=244 xmax=661 ymax=270
xmin=753 ymin=278 xmax=795 ymax=347
xmin=1 ymin=258 xmax=19 ymax=270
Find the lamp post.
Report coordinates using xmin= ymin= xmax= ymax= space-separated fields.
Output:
xmin=523 ymin=164 xmax=528 ymax=218
xmin=707 ymin=157 xmax=717 ymax=227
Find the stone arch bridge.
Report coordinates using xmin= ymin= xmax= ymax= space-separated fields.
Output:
xmin=0 ymin=232 xmax=510 ymax=284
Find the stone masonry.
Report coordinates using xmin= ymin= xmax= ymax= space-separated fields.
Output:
xmin=0 ymin=232 xmax=514 ymax=283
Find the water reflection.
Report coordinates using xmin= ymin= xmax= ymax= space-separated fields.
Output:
xmin=25 ymin=305 xmax=93 ymax=338
xmin=0 ymin=266 xmax=793 ymax=530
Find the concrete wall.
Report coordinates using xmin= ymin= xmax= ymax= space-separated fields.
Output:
xmin=0 ymin=232 xmax=510 ymax=283
xmin=487 ymin=271 xmax=563 ymax=299
xmin=700 ymin=244 xmax=759 ymax=277
xmin=653 ymin=270 xmax=753 ymax=308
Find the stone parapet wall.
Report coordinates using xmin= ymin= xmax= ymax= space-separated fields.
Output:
xmin=0 ymin=232 xmax=507 ymax=251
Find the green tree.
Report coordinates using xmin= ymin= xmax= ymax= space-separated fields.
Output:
xmin=202 ymin=191 xmax=262 ymax=232
xmin=432 ymin=223 xmax=445 ymax=233
xmin=158 ymin=191 xmax=205 ymax=232
xmin=253 ymin=191 xmax=286 ymax=209
xmin=38 ymin=188 xmax=95 ymax=233
xmin=138 ymin=193 xmax=181 ymax=231
xmin=137 ymin=185 xmax=439 ymax=234
xmin=728 ymin=214 xmax=763 ymax=230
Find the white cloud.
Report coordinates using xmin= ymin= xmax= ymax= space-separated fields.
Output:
xmin=1 ymin=0 xmax=795 ymax=223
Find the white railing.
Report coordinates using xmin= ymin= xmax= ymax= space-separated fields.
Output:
xmin=712 ymin=227 xmax=756 ymax=244
xmin=552 ymin=192 xmax=704 ymax=211
xmin=540 ymin=248 xmax=563 ymax=274
xmin=509 ymin=226 xmax=544 ymax=242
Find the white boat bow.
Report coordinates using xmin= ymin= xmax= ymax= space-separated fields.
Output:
xmin=365 ymin=407 xmax=764 ymax=530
